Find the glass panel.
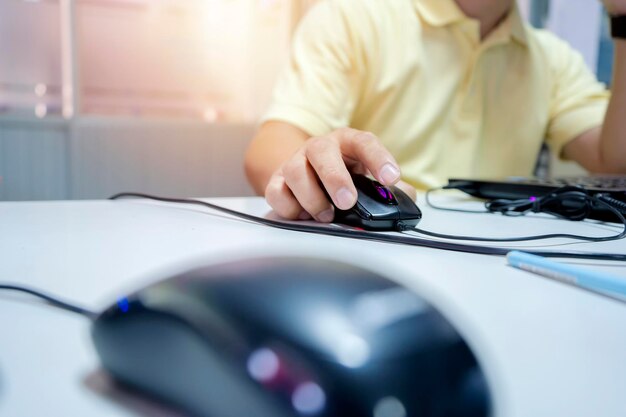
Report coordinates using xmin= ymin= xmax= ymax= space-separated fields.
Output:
xmin=597 ymin=10 xmax=614 ymax=86
xmin=77 ymin=0 xmax=296 ymax=122
xmin=0 ymin=0 xmax=63 ymax=118
xmin=529 ymin=0 xmax=550 ymax=28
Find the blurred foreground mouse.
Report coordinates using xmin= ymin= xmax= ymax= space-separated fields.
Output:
xmin=333 ymin=174 xmax=422 ymax=231
xmin=92 ymin=258 xmax=491 ymax=417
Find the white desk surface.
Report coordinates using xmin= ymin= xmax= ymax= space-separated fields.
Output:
xmin=0 ymin=194 xmax=625 ymax=417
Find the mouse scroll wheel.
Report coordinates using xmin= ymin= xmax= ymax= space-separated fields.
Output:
xmin=374 ymin=183 xmax=398 ymax=205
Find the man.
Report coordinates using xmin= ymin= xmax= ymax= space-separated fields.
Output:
xmin=244 ymin=0 xmax=626 ymax=224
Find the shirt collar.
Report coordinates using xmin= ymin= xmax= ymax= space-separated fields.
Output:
xmin=414 ymin=0 xmax=529 ymax=47
xmin=414 ymin=0 xmax=466 ymax=27
xmin=508 ymin=5 xmax=529 ymax=46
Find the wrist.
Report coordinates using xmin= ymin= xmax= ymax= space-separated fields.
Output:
xmin=612 ymin=39 xmax=626 ymax=80
xmin=614 ymin=39 xmax=626 ymax=63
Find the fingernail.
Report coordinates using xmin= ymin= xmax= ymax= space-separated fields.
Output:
xmin=298 ymin=211 xmax=312 ymax=220
xmin=335 ymin=187 xmax=355 ymax=209
xmin=317 ymin=208 xmax=335 ymax=223
xmin=379 ymin=163 xmax=400 ymax=184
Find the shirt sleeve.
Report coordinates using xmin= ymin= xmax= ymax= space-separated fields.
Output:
xmin=260 ymin=0 xmax=361 ymax=137
xmin=544 ymin=33 xmax=610 ymax=159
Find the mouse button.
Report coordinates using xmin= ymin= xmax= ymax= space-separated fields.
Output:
xmin=388 ymin=188 xmax=422 ymax=228
xmin=104 ymin=280 xmax=253 ymax=358
xmin=349 ymin=287 xmax=461 ymax=360
xmin=389 ymin=185 xmax=421 ymax=215
xmin=141 ymin=283 xmax=255 ymax=354
xmin=365 ymin=311 xmax=464 ymax=360
xmin=334 ymin=202 xmax=372 ymax=223
xmin=397 ymin=199 xmax=422 ymax=220
xmin=354 ymin=195 xmax=399 ymax=220
xmin=196 ymin=260 xmax=398 ymax=359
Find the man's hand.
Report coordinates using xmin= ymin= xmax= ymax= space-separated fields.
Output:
xmin=264 ymin=128 xmax=414 ymax=222
xmin=602 ymin=0 xmax=626 ymax=14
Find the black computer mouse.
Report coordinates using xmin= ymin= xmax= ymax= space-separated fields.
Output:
xmin=92 ymin=257 xmax=491 ymax=417
xmin=333 ymin=174 xmax=422 ymax=231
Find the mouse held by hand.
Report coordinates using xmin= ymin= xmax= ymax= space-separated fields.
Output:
xmin=265 ymin=128 xmax=402 ymax=224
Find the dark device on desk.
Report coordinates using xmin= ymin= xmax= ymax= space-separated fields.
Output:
xmin=447 ymin=175 xmax=626 ymax=222
xmin=333 ymin=174 xmax=422 ymax=230
xmin=92 ymin=258 xmax=490 ymax=417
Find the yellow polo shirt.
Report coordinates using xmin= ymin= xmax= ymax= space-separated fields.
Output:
xmin=261 ymin=0 xmax=610 ymax=189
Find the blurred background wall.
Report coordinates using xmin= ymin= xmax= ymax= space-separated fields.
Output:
xmin=0 ymin=0 xmax=615 ymax=201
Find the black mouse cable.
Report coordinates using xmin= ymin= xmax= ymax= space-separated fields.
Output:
xmin=0 ymin=284 xmax=98 ymax=319
xmin=399 ymin=194 xmax=626 ymax=242
xmin=426 ymin=186 xmax=626 ymax=218
xmin=109 ymin=192 xmax=626 ymax=262
xmin=413 ymin=188 xmax=626 ymax=243
xmin=424 ymin=187 xmax=491 ymax=214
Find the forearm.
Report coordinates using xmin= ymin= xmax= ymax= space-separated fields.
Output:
xmin=244 ymin=121 xmax=310 ymax=195
xmin=599 ymin=39 xmax=626 ymax=172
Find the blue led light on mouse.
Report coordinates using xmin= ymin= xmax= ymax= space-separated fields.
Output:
xmin=116 ymin=297 xmax=130 ymax=313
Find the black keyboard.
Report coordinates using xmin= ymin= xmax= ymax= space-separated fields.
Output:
xmin=446 ymin=176 xmax=626 ymax=223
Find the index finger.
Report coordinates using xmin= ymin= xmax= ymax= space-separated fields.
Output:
xmin=304 ymin=135 xmax=358 ymax=210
